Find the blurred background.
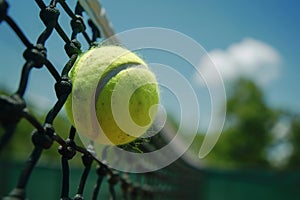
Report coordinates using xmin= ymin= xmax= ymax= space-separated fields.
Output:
xmin=1 ymin=0 xmax=300 ymax=199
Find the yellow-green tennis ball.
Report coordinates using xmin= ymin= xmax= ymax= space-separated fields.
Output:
xmin=65 ymin=46 xmax=159 ymax=145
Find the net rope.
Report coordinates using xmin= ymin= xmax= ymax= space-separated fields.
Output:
xmin=0 ymin=1 xmax=202 ymax=199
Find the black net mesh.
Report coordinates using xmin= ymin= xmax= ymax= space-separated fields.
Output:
xmin=0 ymin=0 xmax=202 ymax=199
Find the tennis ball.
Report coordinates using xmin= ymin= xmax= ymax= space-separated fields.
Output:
xmin=65 ymin=46 xmax=159 ymax=145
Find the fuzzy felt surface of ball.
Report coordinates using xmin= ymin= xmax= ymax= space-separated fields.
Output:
xmin=65 ymin=46 xmax=159 ymax=145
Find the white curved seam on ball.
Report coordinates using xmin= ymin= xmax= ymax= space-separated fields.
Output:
xmin=95 ymin=62 xmax=147 ymax=101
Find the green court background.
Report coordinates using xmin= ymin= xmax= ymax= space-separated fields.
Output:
xmin=1 ymin=160 xmax=299 ymax=199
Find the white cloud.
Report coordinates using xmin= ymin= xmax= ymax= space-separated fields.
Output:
xmin=195 ymin=38 xmax=281 ymax=86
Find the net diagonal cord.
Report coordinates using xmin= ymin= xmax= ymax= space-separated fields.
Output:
xmin=0 ymin=0 xmax=202 ymax=199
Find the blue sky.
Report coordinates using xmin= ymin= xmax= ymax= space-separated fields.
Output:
xmin=102 ymin=0 xmax=300 ymax=111
xmin=0 ymin=0 xmax=299 ymax=132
